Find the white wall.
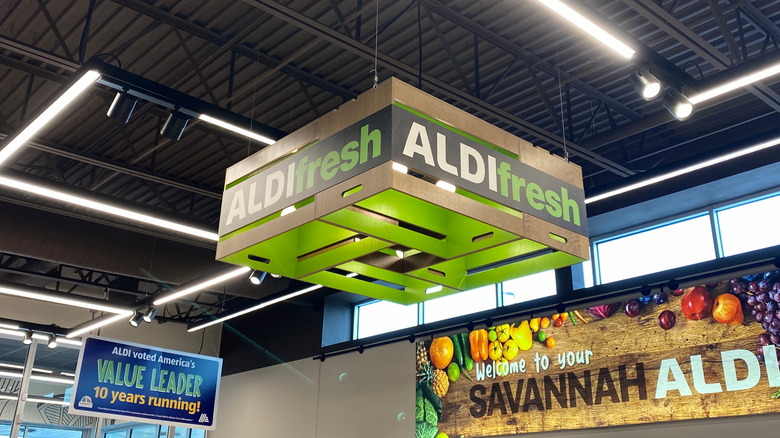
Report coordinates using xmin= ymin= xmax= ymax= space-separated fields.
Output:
xmin=211 ymin=341 xmax=415 ymax=438
xmin=212 ymin=341 xmax=780 ymax=438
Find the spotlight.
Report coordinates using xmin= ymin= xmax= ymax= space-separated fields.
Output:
xmin=47 ymin=334 xmax=57 ymax=349
xmin=640 ymin=285 xmax=651 ymax=296
xmin=485 ymin=318 xmax=493 ymax=328
xmin=773 ymin=256 xmax=780 ymax=269
xmin=22 ymin=330 xmax=32 ymax=345
xmin=667 ymin=279 xmax=680 ymax=291
xmin=160 ymin=109 xmax=189 ymax=141
xmin=106 ymin=90 xmax=138 ymax=123
xmin=129 ymin=311 xmax=144 ymax=327
xmin=630 ymin=67 xmax=662 ymax=101
xmin=358 ymin=345 xmax=365 ymax=354
xmin=556 ymin=303 xmax=566 ymax=314
xmin=249 ymin=270 xmax=267 ymax=286
xmin=142 ymin=306 xmax=158 ymax=323
xmin=408 ymin=334 xmax=415 ymax=343
xmin=466 ymin=323 xmax=475 ymax=332
xmin=662 ymin=90 xmax=694 ymax=121
xmin=270 ymin=273 xmax=282 ymax=279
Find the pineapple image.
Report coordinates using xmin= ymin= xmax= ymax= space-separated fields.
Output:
xmin=417 ymin=361 xmax=449 ymax=398
xmin=416 ymin=341 xmax=429 ymax=372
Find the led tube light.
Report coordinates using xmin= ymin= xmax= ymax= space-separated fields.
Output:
xmin=585 ymin=135 xmax=780 ymax=203
xmin=690 ymin=61 xmax=780 ymax=104
xmin=66 ymin=313 xmax=131 ymax=338
xmin=0 ymin=362 xmax=52 ymax=374
xmin=537 ymin=0 xmax=635 ymax=59
xmin=0 ymin=284 xmax=132 ymax=315
xmin=0 ymin=70 xmax=101 ymax=166
xmin=0 ymin=394 xmax=70 ymax=406
xmin=188 ymin=284 xmax=324 ymax=332
xmin=0 ymin=327 xmax=82 ymax=345
xmin=0 ymin=370 xmax=66 ymax=383
xmin=198 ymin=114 xmax=276 ymax=145
xmin=0 ymin=323 xmax=19 ymax=330
xmin=153 ymin=266 xmax=251 ymax=305
xmin=0 ymin=175 xmax=218 ymax=241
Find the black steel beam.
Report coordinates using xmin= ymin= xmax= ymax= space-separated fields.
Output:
xmin=240 ymin=0 xmax=636 ymax=177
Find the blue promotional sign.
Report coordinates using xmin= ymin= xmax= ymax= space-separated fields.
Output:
xmin=69 ymin=336 xmax=222 ymax=430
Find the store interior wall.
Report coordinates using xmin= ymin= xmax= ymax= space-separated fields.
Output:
xmin=213 ymin=340 xmax=780 ymax=437
xmin=211 ymin=341 xmax=414 ymax=438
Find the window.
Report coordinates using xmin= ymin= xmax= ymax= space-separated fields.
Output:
xmin=594 ymin=214 xmax=715 ymax=284
xmin=716 ymin=192 xmax=780 ymax=257
xmin=423 ymin=285 xmax=497 ymax=324
xmin=502 ymin=270 xmax=556 ymax=305
xmin=355 ymin=300 xmax=417 ymax=339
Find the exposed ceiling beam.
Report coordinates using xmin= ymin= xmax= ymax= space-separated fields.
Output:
xmin=239 ymin=0 xmax=636 ymax=177
xmin=110 ymin=0 xmax=359 ymax=101
xmin=622 ymin=0 xmax=780 ymax=113
xmin=0 ymin=133 xmax=222 ymax=199
xmin=423 ymin=0 xmax=643 ymax=121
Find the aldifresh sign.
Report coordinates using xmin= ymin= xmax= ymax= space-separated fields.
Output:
xmin=219 ymin=104 xmax=587 ymax=237
xmin=219 ymin=107 xmax=392 ymax=235
xmin=391 ymin=105 xmax=586 ymax=235
xmin=414 ymin=268 xmax=780 ymax=437
xmin=70 ymin=336 xmax=222 ymax=430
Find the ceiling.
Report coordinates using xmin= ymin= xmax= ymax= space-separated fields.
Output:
xmin=1 ymin=0 xmax=780 ymax=332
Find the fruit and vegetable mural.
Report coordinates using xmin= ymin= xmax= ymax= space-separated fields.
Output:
xmin=414 ymin=269 xmax=780 ymax=437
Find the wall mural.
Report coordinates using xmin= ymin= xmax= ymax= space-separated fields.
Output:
xmin=415 ymin=268 xmax=780 ymax=437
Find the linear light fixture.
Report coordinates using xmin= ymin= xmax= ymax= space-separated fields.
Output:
xmin=0 ymin=59 xmax=280 ymax=243
xmin=690 ymin=61 xmax=780 ymax=104
xmin=0 ymin=322 xmax=19 ymax=330
xmin=188 ymin=283 xmax=324 ymax=332
xmin=0 ymin=175 xmax=218 ymax=241
xmin=0 ymin=362 xmax=52 ymax=374
xmin=0 ymin=328 xmax=82 ymax=346
xmin=153 ymin=266 xmax=251 ymax=305
xmin=0 ymin=394 xmax=70 ymax=406
xmin=199 ymin=114 xmax=276 ymax=145
xmin=585 ymin=135 xmax=780 ymax=203
xmin=0 ymin=283 xmax=132 ymax=315
xmin=67 ymin=313 xmax=130 ymax=338
xmin=0 ymin=70 xmax=101 ymax=166
xmin=536 ymin=0 xmax=635 ymax=59
xmin=0 ymin=370 xmax=73 ymax=385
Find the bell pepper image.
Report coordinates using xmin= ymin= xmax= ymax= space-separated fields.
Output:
xmin=510 ymin=320 xmax=533 ymax=351
xmin=469 ymin=329 xmax=489 ymax=361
